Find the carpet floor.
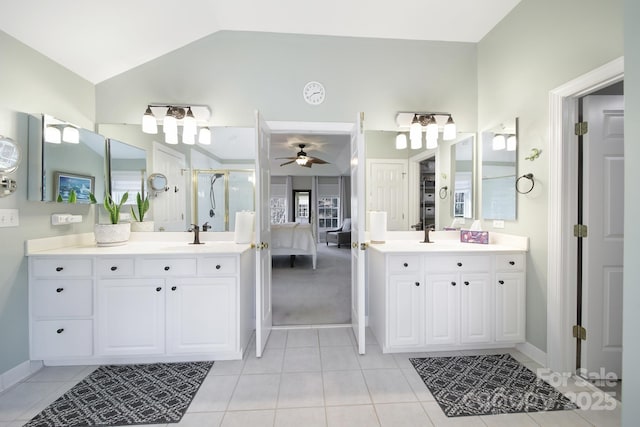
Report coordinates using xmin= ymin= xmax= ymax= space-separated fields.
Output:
xmin=272 ymin=243 xmax=351 ymax=325
xmin=24 ymin=361 xmax=213 ymax=426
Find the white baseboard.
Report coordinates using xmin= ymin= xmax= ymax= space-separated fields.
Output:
xmin=516 ymin=341 xmax=547 ymax=367
xmin=0 ymin=360 xmax=43 ymax=394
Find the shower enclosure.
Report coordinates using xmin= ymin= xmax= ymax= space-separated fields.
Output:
xmin=193 ymin=169 xmax=255 ymax=231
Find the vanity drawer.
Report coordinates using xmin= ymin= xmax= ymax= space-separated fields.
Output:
xmin=32 ymin=279 xmax=93 ymax=318
xmin=388 ymin=255 xmax=422 ymax=273
xmin=97 ymin=258 xmax=135 ymax=276
xmin=31 ymin=258 xmax=93 ymax=278
xmin=495 ymin=253 xmax=525 ymax=272
xmin=31 ymin=319 xmax=93 ymax=359
xmin=426 ymin=255 xmax=491 ymax=272
xmin=137 ymin=258 xmax=198 ymax=277
xmin=199 ymin=256 xmax=238 ymax=276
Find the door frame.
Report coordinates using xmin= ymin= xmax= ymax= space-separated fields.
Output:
xmin=546 ymin=56 xmax=624 ymax=374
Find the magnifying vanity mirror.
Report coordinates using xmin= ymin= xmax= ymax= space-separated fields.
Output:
xmin=481 ymin=118 xmax=518 ymax=220
xmin=148 ymin=173 xmax=168 ymax=194
xmin=0 ymin=135 xmax=20 ymax=197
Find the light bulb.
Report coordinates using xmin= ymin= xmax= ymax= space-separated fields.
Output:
xmin=426 ymin=134 xmax=438 ymax=149
xmin=425 ymin=115 xmax=438 ymax=144
xmin=183 ymin=107 xmax=197 ymax=136
xmin=62 ymin=126 xmax=79 ymax=144
xmin=395 ymin=133 xmax=407 ymax=149
xmin=163 ymin=107 xmax=178 ymax=135
xmin=409 ymin=114 xmax=422 ymax=149
xmin=44 ymin=126 xmax=61 ymax=144
xmin=507 ymin=135 xmax=517 ymax=151
xmin=142 ymin=106 xmax=158 ymax=134
xmin=165 ymin=130 xmax=178 ymax=145
xmin=443 ymin=115 xmax=456 ymax=141
xmin=198 ymin=127 xmax=211 ymax=145
xmin=182 ymin=129 xmax=195 ymax=145
xmin=492 ymin=134 xmax=506 ymax=150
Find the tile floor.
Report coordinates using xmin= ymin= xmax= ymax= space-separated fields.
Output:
xmin=0 ymin=327 xmax=622 ymax=427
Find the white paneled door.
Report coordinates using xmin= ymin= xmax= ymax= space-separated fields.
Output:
xmin=582 ymin=95 xmax=624 ymax=379
xmin=366 ymin=159 xmax=408 ymax=230
xmin=351 ymin=113 xmax=366 ymax=354
xmin=255 ymin=111 xmax=272 ymax=357
xmin=152 ymin=143 xmax=187 ymax=231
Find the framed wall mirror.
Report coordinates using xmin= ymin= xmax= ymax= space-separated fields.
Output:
xmin=28 ymin=114 xmax=107 ymax=203
xmin=481 ymin=118 xmax=518 ymax=220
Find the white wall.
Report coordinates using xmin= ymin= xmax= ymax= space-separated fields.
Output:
xmin=477 ymin=0 xmax=623 ymax=351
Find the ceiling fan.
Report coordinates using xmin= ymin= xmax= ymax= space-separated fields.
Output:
xmin=276 ymin=144 xmax=329 ymax=168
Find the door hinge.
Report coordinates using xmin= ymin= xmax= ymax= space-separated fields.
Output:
xmin=574 ymin=224 xmax=588 ymax=238
xmin=573 ymin=325 xmax=587 ymax=340
xmin=575 ymin=122 xmax=588 ymax=136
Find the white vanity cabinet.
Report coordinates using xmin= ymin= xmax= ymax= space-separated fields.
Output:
xmin=28 ymin=243 xmax=253 ymax=366
xmin=369 ymin=243 xmax=527 ymax=353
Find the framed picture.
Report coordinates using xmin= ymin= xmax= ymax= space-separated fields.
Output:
xmin=54 ymin=171 xmax=95 ymax=203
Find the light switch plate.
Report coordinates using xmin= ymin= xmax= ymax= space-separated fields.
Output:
xmin=0 ymin=209 xmax=19 ymax=227
xmin=493 ymin=220 xmax=505 ymax=229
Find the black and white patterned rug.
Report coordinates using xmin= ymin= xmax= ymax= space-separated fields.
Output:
xmin=25 ymin=361 xmax=213 ymax=426
xmin=410 ymin=354 xmax=577 ymax=417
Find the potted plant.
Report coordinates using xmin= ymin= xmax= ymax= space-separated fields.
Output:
xmin=130 ymin=192 xmax=154 ymax=232
xmin=92 ymin=192 xmax=131 ymax=246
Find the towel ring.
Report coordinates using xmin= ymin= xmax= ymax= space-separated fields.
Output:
xmin=516 ymin=173 xmax=535 ymax=194
xmin=439 ymin=186 xmax=448 ymax=199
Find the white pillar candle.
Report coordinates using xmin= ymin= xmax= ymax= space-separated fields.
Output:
xmin=369 ymin=211 xmax=387 ymax=244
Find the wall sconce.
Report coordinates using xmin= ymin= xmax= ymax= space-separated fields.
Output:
xmin=44 ymin=123 xmax=80 ymax=144
xmin=395 ymin=112 xmax=456 ymax=150
xmin=142 ymin=104 xmax=211 ymax=145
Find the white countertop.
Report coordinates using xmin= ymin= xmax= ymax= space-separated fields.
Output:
xmin=26 ymin=232 xmax=251 ymax=256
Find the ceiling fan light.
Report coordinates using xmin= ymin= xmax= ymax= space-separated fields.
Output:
xmin=395 ymin=133 xmax=407 ymax=150
xmin=507 ymin=135 xmax=517 ymax=151
xmin=142 ymin=106 xmax=158 ymax=134
xmin=443 ymin=115 xmax=456 ymax=141
xmin=296 ymin=156 xmax=309 ymax=166
xmin=198 ymin=127 xmax=211 ymax=145
xmin=62 ymin=126 xmax=79 ymax=144
xmin=44 ymin=126 xmax=61 ymax=144
xmin=492 ymin=134 xmax=506 ymax=150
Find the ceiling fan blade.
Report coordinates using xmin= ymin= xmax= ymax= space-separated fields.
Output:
xmin=279 ymin=160 xmax=296 ymax=166
xmin=275 ymin=156 xmax=297 ymax=160
xmin=301 ymin=162 xmax=313 ymax=168
xmin=307 ymin=157 xmax=329 ymax=164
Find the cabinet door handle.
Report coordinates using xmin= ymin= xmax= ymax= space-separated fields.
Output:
xmin=498 ymin=280 xmax=505 ymax=285
xmin=456 ymin=262 xmax=462 ymax=267
xmin=56 ymin=328 xmax=64 ymax=334
xmin=403 ymin=263 xmax=408 ymax=267
xmin=464 ymin=281 xmax=470 ymax=286
xmin=171 ymin=286 xmax=177 ymax=291
xmin=156 ymin=287 xmax=162 ymax=292
xmin=56 ymin=287 xmax=64 ymax=293
xmin=110 ymin=266 xmax=118 ymax=271
xmin=451 ymin=281 xmax=457 ymax=286
xmin=415 ymin=282 xmax=420 ymax=287
xmin=216 ymin=264 xmax=221 ymax=270
xmin=55 ymin=267 xmax=64 ymax=272
xmin=509 ymin=261 xmax=515 ymax=266
xmin=164 ymin=266 xmax=170 ymax=271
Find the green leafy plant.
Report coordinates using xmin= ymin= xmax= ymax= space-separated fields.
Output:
xmin=104 ymin=192 xmax=128 ymax=224
xmin=131 ymin=192 xmax=150 ymax=222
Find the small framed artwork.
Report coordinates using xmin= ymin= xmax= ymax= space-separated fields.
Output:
xmin=54 ymin=171 xmax=95 ymax=203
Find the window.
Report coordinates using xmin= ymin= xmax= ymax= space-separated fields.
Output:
xmin=111 ymin=170 xmax=145 ymax=205
xmin=454 ymin=190 xmax=471 ymax=218
xmin=270 ymin=196 xmax=287 ymax=224
xmin=318 ymin=196 xmax=339 ymax=229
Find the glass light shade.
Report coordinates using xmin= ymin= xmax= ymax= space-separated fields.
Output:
xmin=425 ymin=115 xmax=439 ymax=142
xmin=142 ymin=106 xmax=158 ymax=134
xmin=183 ymin=107 xmax=197 ymax=136
xmin=165 ymin=130 xmax=178 ymax=145
xmin=296 ymin=157 xmax=309 ymax=166
xmin=163 ymin=109 xmax=178 ymax=135
xmin=492 ymin=134 xmax=506 ymax=150
xmin=426 ymin=134 xmax=438 ymax=149
xmin=395 ymin=133 xmax=407 ymax=149
xmin=409 ymin=115 xmax=422 ymax=149
xmin=443 ymin=116 xmax=456 ymax=141
xmin=198 ymin=127 xmax=211 ymax=145
xmin=62 ymin=126 xmax=79 ymax=144
xmin=507 ymin=135 xmax=517 ymax=151
xmin=44 ymin=126 xmax=61 ymax=144
xmin=182 ymin=129 xmax=195 ymax=145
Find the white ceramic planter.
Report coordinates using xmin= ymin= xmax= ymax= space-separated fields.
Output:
xmin=94 ymin=223 xmax=131 ymax=246
xmin=130 ymin=221 xmax=154 ymax=232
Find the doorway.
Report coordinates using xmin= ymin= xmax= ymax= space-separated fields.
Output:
xmin=292 ymin=189 xmax=311 ymax=223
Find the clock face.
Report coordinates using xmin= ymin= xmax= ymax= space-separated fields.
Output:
xmin=303 ymin=81 xmax=325 ymax=105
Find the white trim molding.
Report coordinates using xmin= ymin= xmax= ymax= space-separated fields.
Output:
xmin=0 ymin=360 xmax=43 ymax=393
xmin=546 ymin=57 xmax=624 ymax=374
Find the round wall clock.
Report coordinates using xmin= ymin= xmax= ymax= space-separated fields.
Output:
xmin=303 ymin=81 xmax=326 ymax=105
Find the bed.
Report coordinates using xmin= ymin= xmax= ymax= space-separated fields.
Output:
xmin=271 ymin=223 xmax=317 ymax=269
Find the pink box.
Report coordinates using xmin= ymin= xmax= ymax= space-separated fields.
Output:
xmin=460 ymin=229 xmax=489 ymax=244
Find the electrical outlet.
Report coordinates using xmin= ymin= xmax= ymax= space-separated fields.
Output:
xmin=493 ymin=220 xmax=505 ymax=229
xmin=0 ymin=208 xmax=19 ymax=227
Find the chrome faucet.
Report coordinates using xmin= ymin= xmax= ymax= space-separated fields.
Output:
xmin=188 ymin=224 xmax=203 ymax=245
xmin=422 ymin=226 xmax=435 ymax=243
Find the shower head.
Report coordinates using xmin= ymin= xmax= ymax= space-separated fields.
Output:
xmin=213 ymin=173 xmax=224 ymax=178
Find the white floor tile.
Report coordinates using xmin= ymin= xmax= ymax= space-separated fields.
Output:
xmin=177 ymin=411 xmax=224 ymax=426
xmin=575 ymin=403 xmax=622 ymax=427
xmin=401 ymin=368 xmax=435 ymax=402
xmin=266 ymin=329 xmax=288 ymax=348
xmin=326 ymin=405 xmax=381 ymax=427
xmin=209 ymin=360 xmax=245 ymax=376
xmin=375 ymin=402 xmax=433 ymax=427
xmin=14 ymin=381 xmax=76 ymax=421
xmin=26 ymin=365 xmax=91 ymax=383
xmin=319 ymin=327 xmax=353 ymax=346
xmin=274 ymin=407 xmax=326 ymax=427
xmin=242 ymin=348 xmax=284 ymax=374
xmin=362 ymin=369 xmax=417 ymax=404
xmin=286 ymin=329 xmax=319 ymax=347
xmin=283 ymin=346 xmax=321 ymax=372
xmin=277 ymin=372 xmax=324 ymax=408
xmin=323 ymin=370 xmax=371 ymax=406
xmin=527 ymin=409 xmax=594 ymax=426
xmin=220 ymin=410 xmax=275 ymax=427
xmin=320 ymin=345 xmax=360 ymax=371
xmin=227 ymin=374 xmax=280 ymax=410
xmin=188 ymin=375 xmax=239 ymax=413
xmin=421 ymin=401 xmax=485 ymax=426
xmin=0 ymin=381 xmax=70 ymax=421
xmin=480 ymin=412 xmax=539 ymax=426
xmin=392 ymin=352 xmax=430 ymax=370
xmin=357 ymin=345 xmax=398 ymax=369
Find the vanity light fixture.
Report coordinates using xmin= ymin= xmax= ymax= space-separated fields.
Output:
xmin=44 ymin=126 xmax=62 ymax=144
xmin=492 ymin=134 xmax=506 ymax=150
xmin=62 ymin=126 xmax=79 ymax=144
xmin=395 ymin=133 xmax=407 ymax=149
xmin=141 ymin=104 xmax=211 ymax=145
xmin=395 ymin=112 xmax=457 ymax=150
